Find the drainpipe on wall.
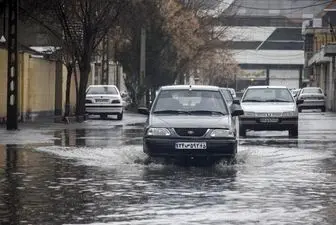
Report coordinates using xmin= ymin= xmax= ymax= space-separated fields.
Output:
xmin=333 ymin=56 xmax=336 ymax=112
xmin=20 ymin=53 xmax=24 ymax=122
xmin=332 ymin=56 xmax=335 ymax=112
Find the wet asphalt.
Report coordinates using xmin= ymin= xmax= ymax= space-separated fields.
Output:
xmin=0 ymin=111 xmax=336 ymax=225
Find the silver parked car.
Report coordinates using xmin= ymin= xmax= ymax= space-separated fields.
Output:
xmin=297 ymin=87 xmax=326 ymax=112
xmin=239 ymin=86 xmax=303 ymax=137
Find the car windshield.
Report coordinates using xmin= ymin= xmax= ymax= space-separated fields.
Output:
xmin=302 ymin=88 xmax=322 ymax=94
xmin=152 ymin=90 xmax=228 ymax=115
xmin=220 ymin=89 xmax=233 ymax=103
xmin=242 ymin=88 xmax=294 ymax=103
xmin=87 ymin=86 xmax=118 ymax=95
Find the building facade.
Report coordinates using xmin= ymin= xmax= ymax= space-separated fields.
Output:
xmin=221 ymin=0 xmax=330 ymax=91
xmin=302 ymin=2 xmax=336 ymax=111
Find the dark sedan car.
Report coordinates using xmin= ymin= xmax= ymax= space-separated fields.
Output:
xmin=138 ymin=85 xmax=244 ymax=164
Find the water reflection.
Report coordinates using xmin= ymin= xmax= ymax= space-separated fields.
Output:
xmin=1 ymin=112 xmax=336 ymax=224
xmin=0 ymin=140 xmax=336 ymax=224
xmin=54 ymin=126 xmax=144 ymax=147
xmin=0 ymin=145 xmax=19 ymax=225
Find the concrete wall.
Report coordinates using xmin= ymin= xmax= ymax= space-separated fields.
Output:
xmin=0 ymin=48 xmax=77 ymax=120
xmin=26 ymin=56 xmax=56 ymax=117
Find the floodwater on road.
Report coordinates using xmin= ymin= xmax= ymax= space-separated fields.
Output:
xmin=0 ymin=112 xmax=336 ymax=225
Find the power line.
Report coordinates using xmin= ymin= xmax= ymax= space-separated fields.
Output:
xmin=226 ymin=0 xmax=333 ymax=11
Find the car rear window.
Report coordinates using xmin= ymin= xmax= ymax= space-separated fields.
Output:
xmin=302 ymin=88 xmax=322 ymax=94
xmin=87 ymin=86 xmax=118 ymax=95
xmin=242 ymin=88 xmax=294 ymax=102
xmin=153 ymin=90 xmax=228 ymax=114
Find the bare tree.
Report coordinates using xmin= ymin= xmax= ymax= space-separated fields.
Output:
xmin=175 ymin=0 xmax=240 ymax=85
xmin=21 ymin=0 xmax=128 ymax=120
xmin=115 ymin=0 xmax=203 ymax=107
xmin=18 ymin=7 xmax=78 ymax=119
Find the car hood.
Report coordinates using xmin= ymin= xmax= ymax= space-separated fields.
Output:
xmin=241 ymin=102 xmax=296 ymax=112
xmin=149 ymin=114 xmax=231 ymax=128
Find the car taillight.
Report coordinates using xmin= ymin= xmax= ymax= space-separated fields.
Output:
xmin=85 ymin=99 xmax=92 ymax=103
xmin=112 ymin=99 xmax=121 ymax=104
xmin=318 ymin=96 xmax=325 ymax=100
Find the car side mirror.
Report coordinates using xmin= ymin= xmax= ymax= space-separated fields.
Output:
xmin=233 ymin=98 xmax=241 ymax=105
xmin=296 ymin=99 xmax=304 ymax=105
xmin=138 ymin=107 xmax=149 ymax=115
xmin=232 ymin=109 xmax=244 ymax=117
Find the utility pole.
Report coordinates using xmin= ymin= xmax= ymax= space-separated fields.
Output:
xmin=139 ymin=27 xmax=146 ymax=107
xmin=6 ymin=0 xmax=18 ymax=130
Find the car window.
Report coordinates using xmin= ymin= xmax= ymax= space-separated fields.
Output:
xmin=153 ymin=90 xmax=228 ymax=114
xmin=220 ymin=89 xmax=233 ymax=102
xmin=242 ymin=88 xmax=294 ymax=102
xmin=229 ymin=89 xmax=236 ymax=95
xmin=87 ymin=86 xmax=118 ymax=95
xmin=302 ymin=88 xmax=322 ymax=94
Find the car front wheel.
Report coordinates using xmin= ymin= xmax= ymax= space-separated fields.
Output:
xmin=289 ymin=126 xmax=298 ymax=137
xmin=239 ymin=125 xmax=246 ymax=137
xmin=117 ymin=112 xmax=123 ymax=120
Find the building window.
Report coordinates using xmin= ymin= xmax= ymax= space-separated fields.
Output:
xmin=304 ymin=35 xmax=313 ymax=52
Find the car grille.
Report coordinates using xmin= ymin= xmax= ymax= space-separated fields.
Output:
xmin=255 ymin=112 xmax=282 ymax=117
xmin=174 ymin=128 xmax=208 ymax=137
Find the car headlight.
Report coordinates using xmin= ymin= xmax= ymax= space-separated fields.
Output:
xmin=210 ymin=129 xmax=234 ymax=138
xmin=147 ymin=128 xmax=171 ymax=136
xmin=243 ymin=111 xmax=255 ymax=117
xmin=282 ymin=111 xmax=297 ymax=117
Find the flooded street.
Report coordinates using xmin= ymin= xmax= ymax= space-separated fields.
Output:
xmin=1 ymin=112 xmax=336 ymax=225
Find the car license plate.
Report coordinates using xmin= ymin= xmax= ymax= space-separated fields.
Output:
xmin=96 ymin=99 xmax=109 ymax=103
xmin=175 ymin=142 xmax=207 ymax=150
xmin=260 ymin=118 xmax=279 ymax=123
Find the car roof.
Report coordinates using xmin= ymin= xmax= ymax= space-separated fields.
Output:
xmin=160 ymin=85 xmax=220 ymax=91
xmin=247 ymin=85 xmax=288 ymax=89
xmin=88 ymin=85 xmax=117 ymax=88
xmin=302 ymin=87 xmax=321 ymax=89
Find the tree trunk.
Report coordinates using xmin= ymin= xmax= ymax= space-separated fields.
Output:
xmin=75 ymin=60 xmax=90 ymax=121
xmin=178 ymin=73 xmax=185 ymax=84
xmin=64 ymin=63 xmax=73 ymax=117
xmin=72 ymin=57 xmax=79 ymax=100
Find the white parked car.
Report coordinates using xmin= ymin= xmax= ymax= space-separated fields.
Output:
xmin=239 ymin=86 xmax=303 ymax=137
xmin=297 ymin=87 xmax=326 ymax=112
xmin=228 ymin=88 xmax=236 ymax=98
xmin=85 ymin=85 xmax=123 ymax=120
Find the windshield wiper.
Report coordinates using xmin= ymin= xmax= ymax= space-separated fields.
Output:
xmin=242 ymin=99 xmax=264 ymax=102
xmin=153 ymin=110 xmax=189 ymax=114
xmin=189 ymin=110 xmax=226 ymax=115
xmin=267 ymin=99 xmax=292 ymax=102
